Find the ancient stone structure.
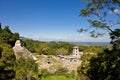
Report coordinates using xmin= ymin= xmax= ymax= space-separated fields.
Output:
xmin=13 ymin=40 xmax=37 ymax=60
xmin=72 ymin=46 xmax=83 ymax=58
xmin=54 ymin=46 xmax=83 ymax=62
xmin=13 ymin=40 xmax=83 ymax=71
xmin=37 ymin=46 xmax=83 ymax=71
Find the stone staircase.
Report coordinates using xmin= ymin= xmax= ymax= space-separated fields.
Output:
xmin=13 ymin=40 xmax=37 ymax=60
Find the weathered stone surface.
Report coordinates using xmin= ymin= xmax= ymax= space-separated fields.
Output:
xmin=13 ymin=40 xmax=37 ymax=60
xmin=37 ymin=46 xmax=83 ymax=71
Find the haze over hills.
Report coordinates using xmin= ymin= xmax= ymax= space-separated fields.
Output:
xmin=70 ymin=42 xmax=111 ymax=46
xmin=20 ymin=36 xmax=110 ymax=47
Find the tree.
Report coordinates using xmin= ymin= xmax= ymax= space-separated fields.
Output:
xmin=110 ymin=28 xmax=120 ymax=50
xmin=14 ymin=57 xmax=38 ymax=80
xmin=58 ymin=41 xmax=74 ymax=55
xmin=0 ymin=23 xmax=2 ymax=32
xmin=77 ymin=0 xmax=120 ymax=80
xmin=0 ymin=25 xmax=19 ymax=47
xmin=87 ymin=48 xmax=120 ymax=80
xmin=79 ymin=0 xmax=120 ymax=40
xmin=0 ymin=23 xmax=20 ymax=79
xmin=0 ymin=43 xmax=16 ymax=79
xmin=56 ymin=48 xmax=68 ymax=55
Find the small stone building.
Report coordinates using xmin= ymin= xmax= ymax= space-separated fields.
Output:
xmin=72 ymin=46 xmax=82 ymax=58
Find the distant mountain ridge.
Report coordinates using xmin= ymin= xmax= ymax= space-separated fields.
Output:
xmin=20 ymin=36 xmax=111 ymax=46
xmin=70 ymin=42 xmax=111 ymax=46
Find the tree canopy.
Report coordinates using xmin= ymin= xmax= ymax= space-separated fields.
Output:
xmin=0 ymin=24 xmax=19 ymax=47
xmin=14 ymin=57 xmax=38 ymax=80
xmin=0 ymin=43 xmax=15 ymax=79
xmin=77 ymin=0 xmax=120 ymax=80
xmin=0 ymin=23 xmax=39 ymax=80
xmin=79 ymin=0 xmax=120 ymax=39
xmin=22 ymin=39 xmax=74 ymax=55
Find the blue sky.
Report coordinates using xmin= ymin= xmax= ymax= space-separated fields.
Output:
xmin=0 ymin=0 xmax=110 ymax=42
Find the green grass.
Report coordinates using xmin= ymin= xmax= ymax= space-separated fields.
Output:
xmin=35 ymin=55 xmax=45 ymax=60
xmin=46 ymin=58 xmax=63 ymax=72
xmin=41 ymin=75 xmax=74 ymax=80
xmin=47 ymin=58 xmax=61 ymax=65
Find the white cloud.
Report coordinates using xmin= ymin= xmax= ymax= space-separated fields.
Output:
xmin=109 ymin=9 xmax=120 ymax=13
xmin=114 ymin=9 xmax=120 ymax=13
xmin=69 ymin=33 xmax=110 ymax=42
xmin=27 ymin=34 xmax=34 ymax=37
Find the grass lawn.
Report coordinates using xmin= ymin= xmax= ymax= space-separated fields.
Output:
xmin=41 ymin=75 xmax=74 ymax=80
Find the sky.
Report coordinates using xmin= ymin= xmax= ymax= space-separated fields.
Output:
xmin=0 ymin=0 xmax=110 ymax=42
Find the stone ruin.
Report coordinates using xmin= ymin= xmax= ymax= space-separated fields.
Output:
xmin=13 ymin=40 xmax=83 ymax=71
xmin=39 ymin=45 xmax=83 ymax=64
xmin=39 ymin=46 xmax=83 ymax=71
xmin=72 ymin=46 xmax=83 ymax=58
xmin=54 ymin=46 xmax=83 ymax=62
xmin=13 ymin=40 xmax=37 ymax=60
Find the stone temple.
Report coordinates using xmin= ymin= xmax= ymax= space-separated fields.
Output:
xmin=72 ymin=46 xmax=82 ymax=58
xmin=13 ymin=40 xmax=37 ymax=60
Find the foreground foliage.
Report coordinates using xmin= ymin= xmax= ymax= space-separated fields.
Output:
xmin=0 ymin=24 xmax=39 ymax=80
xmin=88 ymin=48 xmax=120 ymax=80
xmin=41 ymin=75 xmax=74 ymax=80
xmin=0 ymin=24 xmax=19 ymax=79
xmin=14 ymin=57 xmax=38 ymax=80
xmin=38 ymin=67 xmax=75 ymax=80
xmin=0 ymin=43 xmax=15 ymax=79
xmin=0 ymin=23 xmax=19 ymax=47
xmin=78 ymin=0 xmax=120 ymax=80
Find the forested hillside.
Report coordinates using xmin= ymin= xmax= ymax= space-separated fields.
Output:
xmin=21 ymin=38 xmax=75 ymax=55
